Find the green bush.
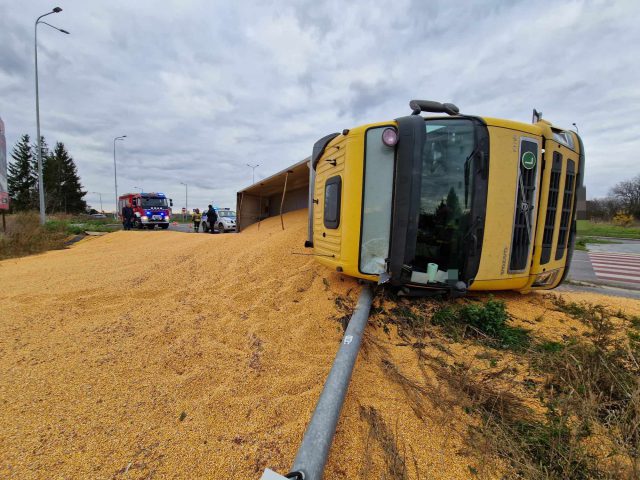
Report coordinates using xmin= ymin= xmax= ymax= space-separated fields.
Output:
xmin=433 ymin=298 xmax=530 ymax=351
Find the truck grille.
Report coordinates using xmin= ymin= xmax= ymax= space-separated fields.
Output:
xmin=555 ymin=160 xmax=575 ymax=261
xmin=509 ymin=139 xmax=539 ymax=272
xmin=540 ymin=152 xmax=562 ymax=265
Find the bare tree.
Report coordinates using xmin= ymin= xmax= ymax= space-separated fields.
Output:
xmin=587 ymin=197 xmax=623 ymax=221
xmin=610 ymin=174 xmax=640 ymax=218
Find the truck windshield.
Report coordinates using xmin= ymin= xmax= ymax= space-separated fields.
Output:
xmin=141 ymin=197 xmax=168 ymax=207
xmin=415 ymin=118 xmax=476 ymax=278
xmin=218 ymin=210 xmax=236 ymax=217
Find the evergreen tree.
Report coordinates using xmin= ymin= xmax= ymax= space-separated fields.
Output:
xmin=7 ymin=134 xmax=36 ymax=211
xmin=51 ymin=142 xmax=86 ymax=213
xmin=43 ymin=142 xmax=62 ymax=213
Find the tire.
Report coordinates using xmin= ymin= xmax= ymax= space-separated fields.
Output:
xmin=202 ymin=221 xmax=209 ymax=233
xmin=218 ymin=223 xmax=225 ymax=234
xmin=160 ymin=224 xmax=169 ymax=229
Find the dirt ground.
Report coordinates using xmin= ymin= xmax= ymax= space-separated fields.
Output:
xmin=1 ymin=209 xmax=639 ymax=479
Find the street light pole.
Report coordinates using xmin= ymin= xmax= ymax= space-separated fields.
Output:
xmin=90 ymin=191 xmax=103 ymax=212
xmin=572 ymin=123 xmax=580 ymax=134
xmin=113 ymin=135 xmax=126 ymax=218
xmin=35 ymin=7 xmax=69 ymax=225
xmin=180 ymin=182 xmax=188 ymax=219
xmin=247 ymin=163 xmax=259 ymax=184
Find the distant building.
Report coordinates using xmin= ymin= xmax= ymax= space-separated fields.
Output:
xmin=576 ymin=185 xmax=587 ymax=220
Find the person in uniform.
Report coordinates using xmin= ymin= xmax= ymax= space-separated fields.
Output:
xmin=207 ymin=205 xmax=218 ymax=234
xmin=122 ymin=204 xmax=134 ymax=230
xmin=192 ymin=208 xmax=202 ymax=232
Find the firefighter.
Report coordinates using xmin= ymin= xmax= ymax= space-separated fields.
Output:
xmin=191 ymin=208 xmax=202 ymax=232
xmin=207 ymin=205 xmax=218 ymax=234
xmin=122 ymin=204 xmax=134 ymax=231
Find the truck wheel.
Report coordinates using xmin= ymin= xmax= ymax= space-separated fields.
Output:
xmin=160 ymin=224 xmax=169 ymax=229
xmin=218 ymin=223 xmax=225 ymax=234
xmin=202 ymin=222 xmax=208 ymax=233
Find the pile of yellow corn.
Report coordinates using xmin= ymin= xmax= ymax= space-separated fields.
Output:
xmin=1 ymin=209 xmax=638 ymax=478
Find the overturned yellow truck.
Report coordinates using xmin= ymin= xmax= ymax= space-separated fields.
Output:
xmin=306 ymin=100 xmax=584 ymax=296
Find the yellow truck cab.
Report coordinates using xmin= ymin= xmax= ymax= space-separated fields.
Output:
xmin=305 ymin=100 xmax=584 ymax=296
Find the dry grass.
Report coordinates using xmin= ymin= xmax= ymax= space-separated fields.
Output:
xmin=359 ymin=405 xmax=411 ymax=480
xmin=370 ymin=292 xmax=640 ymax=479
xmin=1 ymin=212 xmax=122 ymax=260
xmin=0 ymin=212 xmax=69 ymax=259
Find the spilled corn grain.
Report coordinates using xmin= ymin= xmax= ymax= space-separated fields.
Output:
xmin=2 ymin=209 xmax=638 ymax=479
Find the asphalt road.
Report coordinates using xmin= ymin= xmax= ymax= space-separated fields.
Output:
xmin=168 ymin=222 xmax=235 ymax=234
xmin=168 ymin=222 xmax=196 ymax=233
xmin=567 ymin=238 xmax=640 ymax=292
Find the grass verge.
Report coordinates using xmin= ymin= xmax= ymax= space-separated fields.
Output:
xmin=577 ymin=219 xmax=640 ymax=239
xmin=575 ymin=236 xmax=621 ymax=251
xmin=1 ymin=212 xmax=68 ymax=259
xmin=371 ymin=292 xmax=640 ymax=479
xmin=45 ymin=218 xmax=120 ymax=234
xmin=387 ymin=296 xmax=530 ymax=351
xmin=0 ymin=212 xmax=120 ymax=260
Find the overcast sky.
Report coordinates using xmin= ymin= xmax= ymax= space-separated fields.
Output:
xmin=1 ymin=0 xmax=639 ymax=212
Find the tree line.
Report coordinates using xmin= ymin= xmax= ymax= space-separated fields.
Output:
xmin=7 ymin=134 xmax=87 ymax=214
xmin=587 ymin=174 xmax=640 ymax=222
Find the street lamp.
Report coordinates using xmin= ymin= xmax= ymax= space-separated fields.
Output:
xmin=180 ymin=182 xmax=188 ymax=219
xmin=247 ymin=163 xmax=259 ymax=184
xmin=90 ymin=191 xmax=103 ymax=212
xmin=572 ymin=123 xmax=580 ymax=134
xmin=35 ymin=7 xmax=69 ymax=225
xmin=113 ymin=135 xmax=126 ymax=218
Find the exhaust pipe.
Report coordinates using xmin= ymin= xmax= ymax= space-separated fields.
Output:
xmin=262 ymin=285 xmax=375 ymax=480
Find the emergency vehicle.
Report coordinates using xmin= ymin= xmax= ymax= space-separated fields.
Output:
xmin=201 ymin=207 xmax=237 ymax=233
xmin=118 ymin=192 xmax=173 ymax=229
xmin=307 ymin=100 xmax=584 ymax=295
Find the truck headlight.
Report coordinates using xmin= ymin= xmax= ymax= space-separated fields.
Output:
xmin=141 ymin=215 xmax=148 ymax=222
xmin=165 ymin=216 xmax=170 ymax=222
xmin=532 ymin=270 xmax=559 ymax=287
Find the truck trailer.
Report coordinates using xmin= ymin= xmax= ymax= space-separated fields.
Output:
xmin=306 ymin=100 xmax=584 ymax=296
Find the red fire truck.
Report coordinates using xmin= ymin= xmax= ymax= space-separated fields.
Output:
xmin=118 ymin=192 xmax=173 ymax=229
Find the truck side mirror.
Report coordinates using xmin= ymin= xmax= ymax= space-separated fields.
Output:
xmin=170 ymin=199 xmax=173 ymax=207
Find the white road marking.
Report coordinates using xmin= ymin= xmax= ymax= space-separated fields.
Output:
xmin=589 ymin=251 xmax=640 ymax=285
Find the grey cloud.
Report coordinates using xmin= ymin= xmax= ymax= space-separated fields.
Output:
xmin=1 ymin=0 xmax=639 ymax=212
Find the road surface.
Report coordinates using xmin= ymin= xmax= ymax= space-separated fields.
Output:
xmin=169 ymin=222 xmax=236 ymax=234
xmin=567 ymin=238 xmax=640 ymax=291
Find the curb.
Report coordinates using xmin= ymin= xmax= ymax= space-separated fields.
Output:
xmin=565 ymin=278 xmax=640 ymax=293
